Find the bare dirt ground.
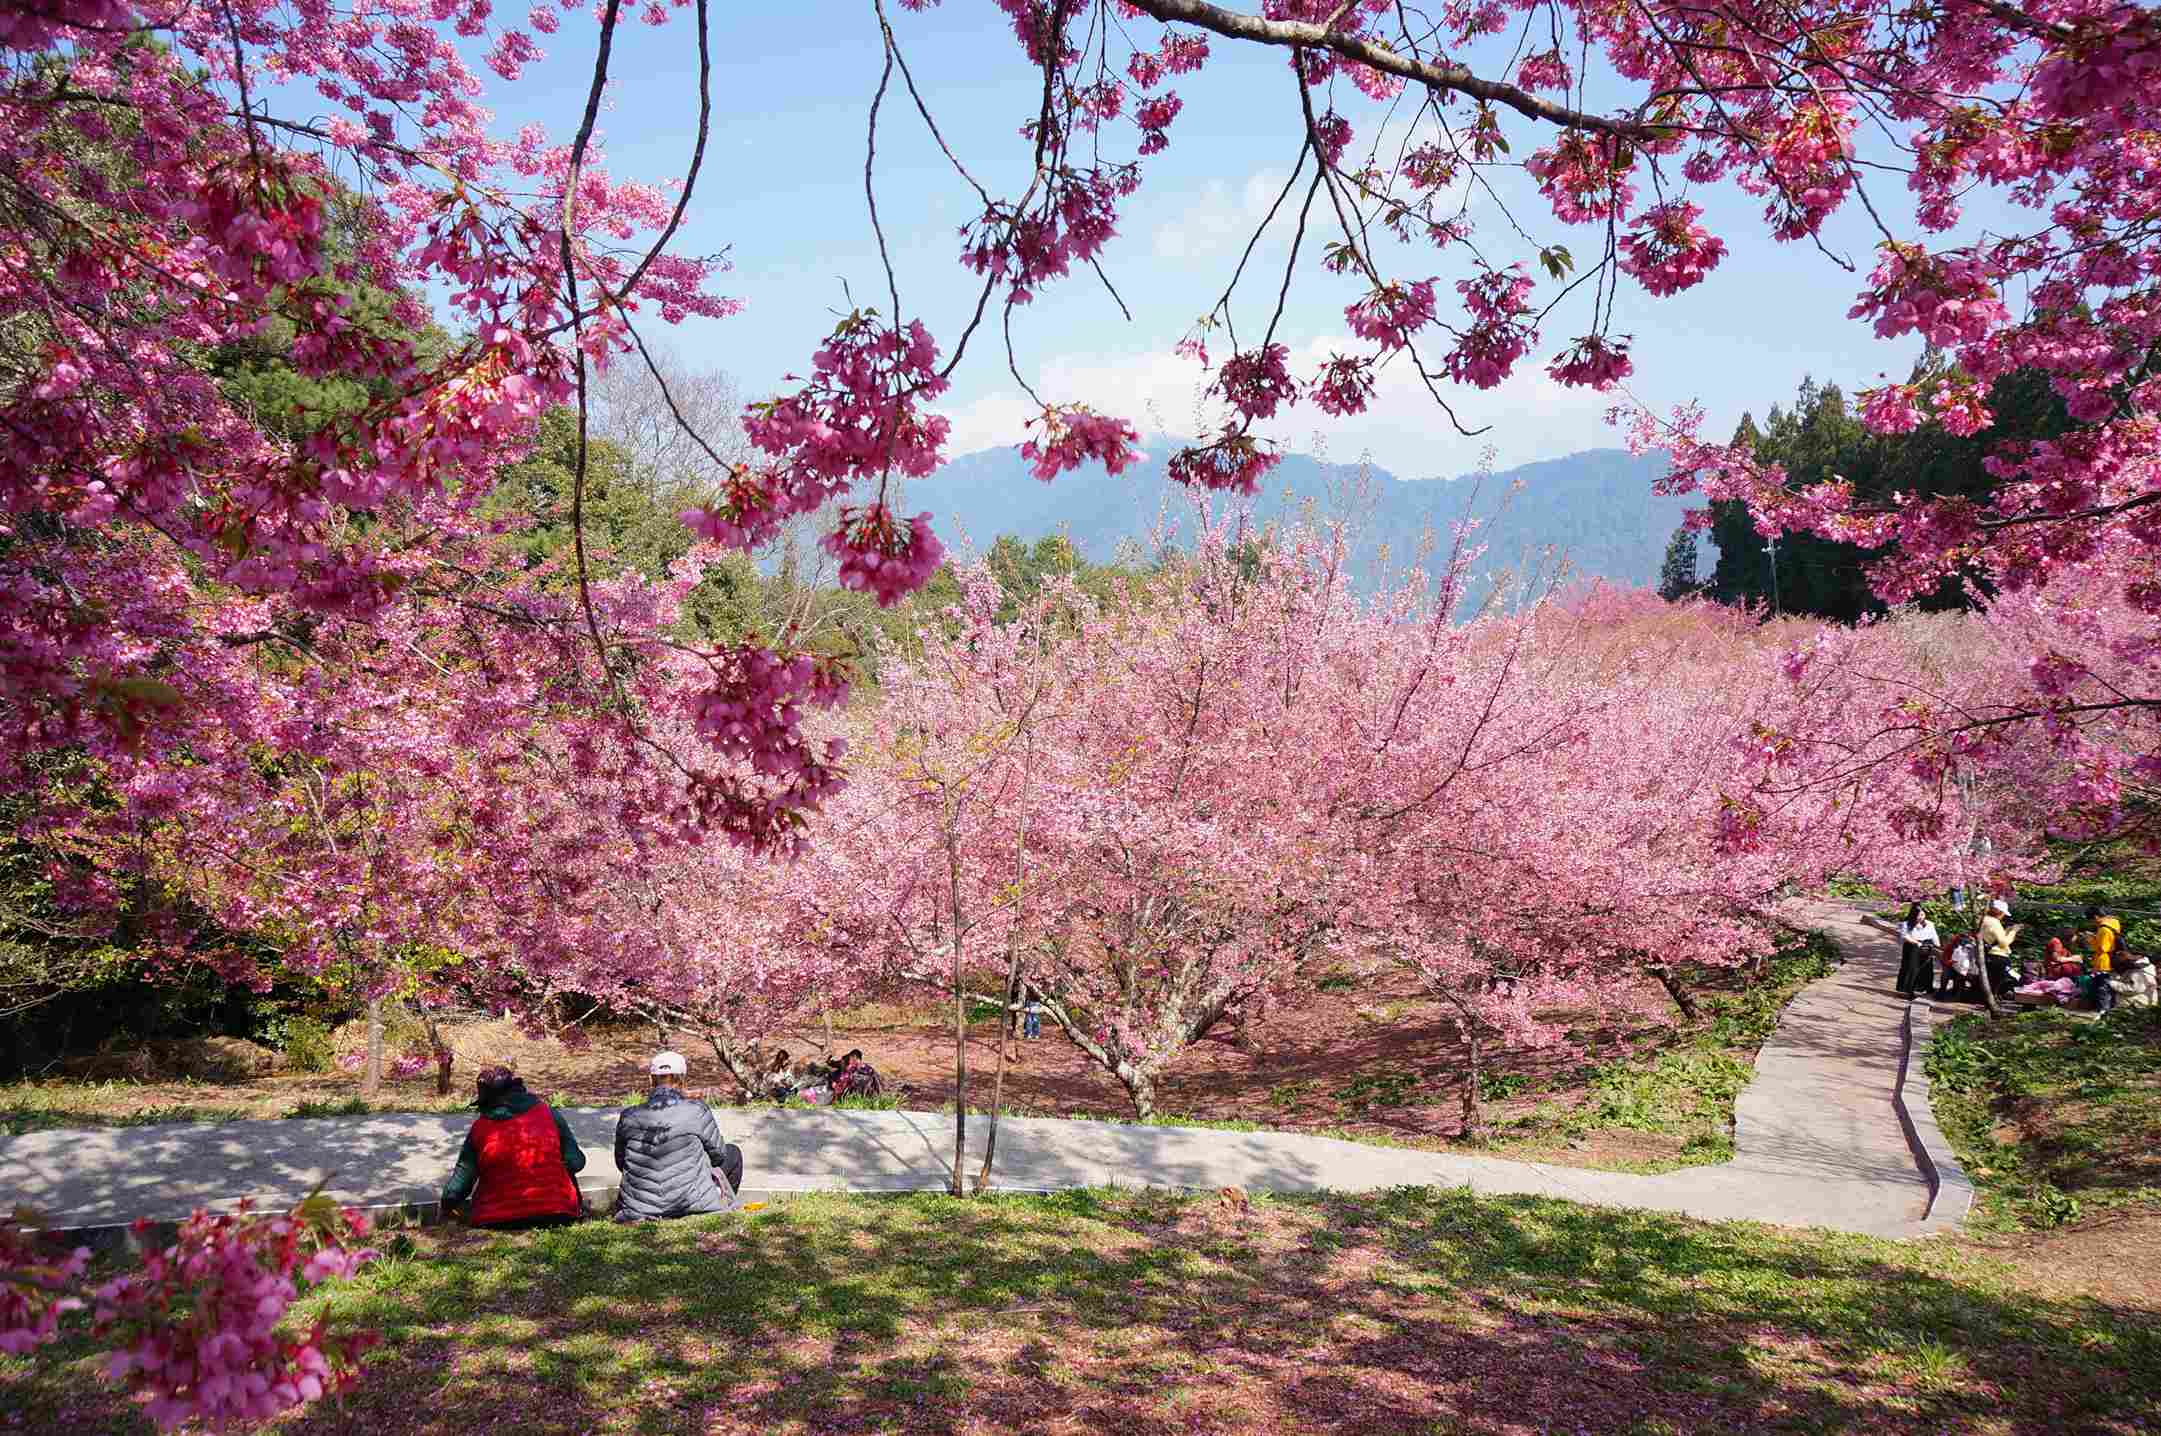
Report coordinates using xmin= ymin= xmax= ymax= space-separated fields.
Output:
xmin=1979 ymin=1204 xmax=2161 ymax=1312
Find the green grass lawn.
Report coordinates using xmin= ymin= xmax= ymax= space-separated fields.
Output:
xmin=8 ymin=1186 xmax=2155 ymax=1435
xmin=1926 ymin=1004 xmax=2161 ymax=1231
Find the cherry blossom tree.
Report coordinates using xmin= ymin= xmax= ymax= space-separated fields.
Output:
xmin=497 ymin=710 xmax=873 ymax=1093
xmin=1345 ymin=583 xmax=2046 ymax=1127
xmin=851 ymin=520 xmax=2051 ymax=1130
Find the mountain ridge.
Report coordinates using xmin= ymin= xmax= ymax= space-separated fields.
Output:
xmin=907 ymin=442 xmax=1695 ymax=595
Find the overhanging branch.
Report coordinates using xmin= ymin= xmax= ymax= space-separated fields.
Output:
xmin=1123 ymin=0 xmax=1652 ymax=139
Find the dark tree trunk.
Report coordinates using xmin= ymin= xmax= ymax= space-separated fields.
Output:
xmin=1648 ymin=964 xmax=1701 ymax=1021
xmin=1461 ymin=1024 xmax=1485 ymax=1141
xmin=950 ymin=945 xmax=968 ymax=1196
xmin=426 ymin=1017 xmax=453 ymax=1096
xmin=1121 ymin=1065 xmax=1156 ymax=1123
xmin=1976 ymin=936 xmax=2007 ymax=1018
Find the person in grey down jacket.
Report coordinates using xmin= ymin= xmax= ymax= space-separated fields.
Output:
xmin=612 ymin=1050 xmax=744 ymax=1222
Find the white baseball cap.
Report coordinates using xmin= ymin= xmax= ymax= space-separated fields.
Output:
xmin=649 ymin=1051 xmax=687 ymax=1076
xmin=1990 ymin=899 xmax=2010 ymax=915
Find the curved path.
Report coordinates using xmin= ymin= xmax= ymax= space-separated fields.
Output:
xmin=0 ymin=903 xmax=1970 ymax=1242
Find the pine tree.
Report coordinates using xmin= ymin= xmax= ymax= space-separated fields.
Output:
xmin=1657 ymin=527 xmax=1700 ymax=601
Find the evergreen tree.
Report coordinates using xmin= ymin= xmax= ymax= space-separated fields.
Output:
xmin=1657 ymin=527 xmax=1700 ymax=600
xmin=1704 ymin=368 xmax=2077 ymax=620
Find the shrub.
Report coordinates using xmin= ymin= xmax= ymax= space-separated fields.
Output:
xmin=277 ymin=1016 xmax=337 ymax=1074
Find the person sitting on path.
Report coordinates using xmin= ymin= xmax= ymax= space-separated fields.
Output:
xmin=1937 ymin=936 xmax=1982 ymax=1001
xmin=439 ymin=1065 xmax=586 ymax=1229
xmin=613 ymin=1051 xmax=742 ymax=1223
xmin=2109 ymin=952 xmax=2158 ymax=1010
xmin=1895 ymin=903 xmax=1940 ymax=999
xmin=2080 ymin=905 xmax=2123 ymax=974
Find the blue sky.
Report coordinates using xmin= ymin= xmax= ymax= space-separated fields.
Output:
xmin=443 ymin=2 xmax=1959 ymax=481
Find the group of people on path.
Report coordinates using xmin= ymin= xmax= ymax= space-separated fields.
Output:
xmin=1890 ymin=898 xmax=2155 ymax=1012
xmin=439 ymin=1050 xmax=744 ymax=1228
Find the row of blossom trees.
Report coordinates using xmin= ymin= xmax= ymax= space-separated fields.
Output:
xmin=800 ymin=529 xmax=2048 ymax=1144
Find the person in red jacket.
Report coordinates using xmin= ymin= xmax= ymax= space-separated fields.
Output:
xmin=439 ymin=1066 xmax=586 ymax=1229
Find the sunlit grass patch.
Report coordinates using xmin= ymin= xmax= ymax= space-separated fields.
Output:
xmin=5 ymin=1185 xmax=2157 ymax=1433
xmin=1927 ymin=1005 xmax=2161 ymax=1230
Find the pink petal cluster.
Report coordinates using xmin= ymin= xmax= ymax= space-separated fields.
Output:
xmin=1618 ymin=202 xmax=1727 ymax=296
xmin=961 ymin=165 xmax=1139 ymax=304
xmin=1309 ymin=354 xmax=1377 ymax=416
xmin=1547 ymin=334 xmax=1634 ymax=390
xmin=1526 ymin=131 xmax=1636 ymax=224
xmin=1848 ymin=243 xmax=2010 ymax=347
xmin=1444 ymin=266 xmax=1538 ymax=389
xmin=1214 ymin=344 xmax=1296 ymax=421
xmin=90 ymin=1202 xmax=377 ymax=1431
xmin=1166 ymin=430 xmax=1283 ymax=496
xmin=1021 ymin=404 xmax=1144 ymax=482
xmin=821 ymin=505 xmax=947 ymax=608
xmin=1345 ymin=278 xmax=1439 ymax=350
xmin=1136 ymin=94 xmax=1183 ymax=155
xmin=0 ymin=1232 xmax=88 ymax=1355
xmin=1517 ymin=48 xmax=1571 ymax=92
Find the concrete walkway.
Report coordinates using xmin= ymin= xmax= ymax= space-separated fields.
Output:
xmin=0 ymin=903 xmax=1970 ymax=1241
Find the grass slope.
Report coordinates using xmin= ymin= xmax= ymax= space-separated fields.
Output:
xmin=1926 ymin=1005 xmax=2161 ymax=1232
xmin=1481 ymin=934 xmax=1836 ymax=1171
xmin=7 ymin=1187 xmax=2156 ymax=1435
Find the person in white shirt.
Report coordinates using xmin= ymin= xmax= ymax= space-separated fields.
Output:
xmin=1896 ymin=902 xmax=1941 ymax=999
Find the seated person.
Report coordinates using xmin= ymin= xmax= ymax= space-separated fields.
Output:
xmin=2044 ymin=935 xmax=2085 ymax=980
xmin=760 ymin=1048 xmax=799 ymax=1102
xmin=2110 ymin=953 xmax=2158 ymax=1011
xmin=613 ymin=1051 xmax=743 ymax=1222
xmin=440 ymin=1065 xmax=585 ymax=1229
xmin=1937 ymin=938 xmax=1982 ymax=1001
xmin=830 ymin=1049 xmax=882 ymax=1099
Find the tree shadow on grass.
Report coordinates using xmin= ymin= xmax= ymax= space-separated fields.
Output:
xmin=13 ymin=1187 xmax=2155 ymax=1434
xmin=381 ymin=1190 xmax=2160 ymax=1432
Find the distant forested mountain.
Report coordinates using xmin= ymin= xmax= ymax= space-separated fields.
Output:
xmin=908 ymin=443 xmax=1693 ymax=601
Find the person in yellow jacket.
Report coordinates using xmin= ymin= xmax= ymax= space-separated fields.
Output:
xmin=2080 ymin=905 xmax=2123 ymax=973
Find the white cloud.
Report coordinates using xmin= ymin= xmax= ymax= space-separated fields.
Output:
xmin=933 ymin=333 xmax=1621 ymax=481
xmin=1150 ymin=169 xmax=1291 ymax=261
xmin=935 ymin=346 xmax=1227 ymax=458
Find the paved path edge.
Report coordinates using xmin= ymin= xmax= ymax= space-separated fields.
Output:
xmin=1896 ymin=994 xmax=1975 ymax=1235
